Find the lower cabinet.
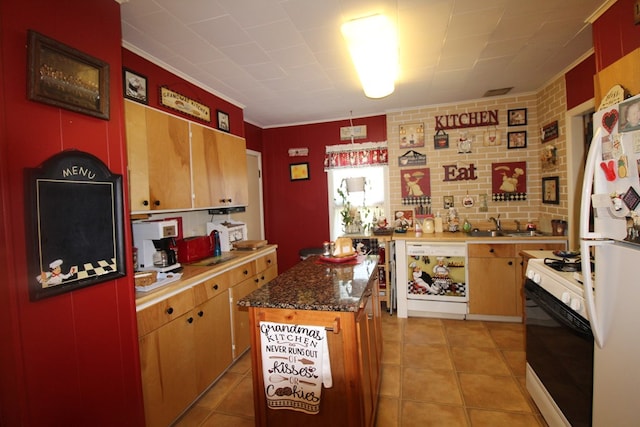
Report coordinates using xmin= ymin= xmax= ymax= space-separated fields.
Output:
xmin=468 ymin=242 xmax=566 ymax=318
xmin=137 ymin=249 xmax=277 ymax=427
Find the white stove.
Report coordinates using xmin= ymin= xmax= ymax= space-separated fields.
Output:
xmin=526 ymin=257 xmax=588 ymax=321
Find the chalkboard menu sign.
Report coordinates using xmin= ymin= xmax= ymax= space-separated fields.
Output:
xmin=25 ymin=150 xmax=125 ymax=300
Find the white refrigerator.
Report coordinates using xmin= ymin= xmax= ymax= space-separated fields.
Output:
xmin=581 ymin=94 xmax=640 ymax=426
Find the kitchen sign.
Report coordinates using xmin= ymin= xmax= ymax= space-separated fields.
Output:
xmin=435 ymin=110 xmax=499 ymax=130
xmin=442 ymin=163 xmax=478 ymax=182
xmin=159 ymin=86 xmax=211 ymax=122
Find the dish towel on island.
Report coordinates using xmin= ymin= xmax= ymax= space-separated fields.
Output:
xmin=259 ymin=321 xmax=332 ymax=414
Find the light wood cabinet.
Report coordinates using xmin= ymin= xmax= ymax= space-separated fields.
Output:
xmin=230 ymin=252 xmax=278 ymax=357
xmin=468 ymin=241 xmax=566 ymax=318
xmin=124 ymin=101 xmax=191 ymax=212
xmin=190 ymin=122 xmax=249 ymax=208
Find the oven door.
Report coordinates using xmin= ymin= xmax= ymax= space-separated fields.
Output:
xmin=524 ymin=279 xmax=593 ymax=427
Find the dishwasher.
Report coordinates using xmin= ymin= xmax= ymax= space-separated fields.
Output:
xmin=395 ymin=241 xmax=468 ymax=318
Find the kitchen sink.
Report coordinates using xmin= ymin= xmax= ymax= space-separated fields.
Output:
xmin=502 ymin=230 xmax=548 ymax=237
xmin=467 ymin=229 xmax=504 ymax=237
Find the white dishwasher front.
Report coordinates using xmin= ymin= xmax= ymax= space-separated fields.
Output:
xmin=395 ymin=241 xmax=468 ymax=319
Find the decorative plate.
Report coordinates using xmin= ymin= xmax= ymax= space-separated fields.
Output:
xmin=319 ymin=254 xmax=358 ymax=263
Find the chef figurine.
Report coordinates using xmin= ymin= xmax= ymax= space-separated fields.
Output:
xmin=37 ymin=259 xmax=77 ymax=287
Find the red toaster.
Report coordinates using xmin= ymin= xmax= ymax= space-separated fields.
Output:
xmin=176 ymin=234 xmax=214 ymax=263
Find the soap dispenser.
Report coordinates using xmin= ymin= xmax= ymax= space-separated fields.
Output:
xmin=434 ymin=212 xmax=444 ymax=233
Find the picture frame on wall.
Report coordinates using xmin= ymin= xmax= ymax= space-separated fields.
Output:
xmin=507 ymin=108 xmax=527 ymax=126
xmin=123 ymin=68 xmax=148 ymax=104
xmin=217 ymin=109 xmax=230 ymax=132
xmin=507 ymin=131 xmax=527 ymax=149
xmin=542 ymin=176 xmax=560 ymax=204
xmin=290 ymin=162 xmax=310 ymax=181
xmin=399 ymin=122 xmax=425 ymax=148
xmin=27 ymin=30 xmax=110 ymax=120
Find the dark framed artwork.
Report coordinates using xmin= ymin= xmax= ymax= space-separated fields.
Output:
xmin=507 ymin=131 xmax=527 ymax=149
xmin=123 ymin=68 xmax=148 ymax=104
xmin=399 ymin=122 xmax=425 ymax=148
xmin=542 ymin=176 xmax=560 ymax=204
xmin=25 ymin=151 xmax=126 ymax=300
xmin=290 ymin=162 xmax=310 ymax=181
xmin=27 ymin=30 xmax=110 ymax=120
xmin=217 ymin=109 xmax=230 ymax=132
xmin=507 ymin=108 xmax=527 ymax=126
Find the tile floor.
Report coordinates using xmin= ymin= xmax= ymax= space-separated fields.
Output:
xmin=174 ymin=314 xmax=548 ymax=427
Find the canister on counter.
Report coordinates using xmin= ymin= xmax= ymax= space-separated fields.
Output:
xmin=323 ymin=241 xmax=331 ymax=256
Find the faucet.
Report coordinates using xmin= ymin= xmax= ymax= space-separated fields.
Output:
xmin=514 ymin=220 xmax=521 ymax=232
xmin=489 ymin=214 xmax=501 ymax=231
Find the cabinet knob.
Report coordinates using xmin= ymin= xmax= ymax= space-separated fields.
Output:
xmin=254 ymin=278 xmax=259 ymax=283
xmin=489 ymin=248 xmax=495 ymax=253
xmin=198 ymin=311 xmax=204 ymax=317
xmin=142 ymin=200 xmax=149 ymax=206
xmin=243 ymin=269 xmax=248 ymax=275
xmin=267 ymin=259 xmax=272 ymax=264
xmin=212 ymin=284 xmax=219 ymax=290
xmin=508 ymin=261 xmax=513 ymax=266
xmin=166 ymin=307 xmax=174 ymax=315
xmin=154 ymin=200 xmax=161 ymax=206
xmin=187 ymin=317 xmax=194 ymax=324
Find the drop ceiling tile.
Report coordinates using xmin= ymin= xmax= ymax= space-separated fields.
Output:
xmin=243 ymin=62 xmax=287 ymax=81
xmin=247 ymin=20 xmax=306 ymax=52
xmin=154 ymin=0 xmax=226 ymax=25
xmin=219 ymin=42 xmax=271 ymax=66
xmin=190 ymin=15 xmax=251 ymax=48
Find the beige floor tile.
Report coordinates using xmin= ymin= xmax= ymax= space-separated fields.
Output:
xmin=228 ymin=352 xmax=252 ymax=374
xmin=403 ymin=343 xmax=453 ymax=370
xmin=401 ymin=401 xmax=468 ymax=427
xmin=451 ymin=346 xmax=511 ymax=376
xmin=375 ymin=396 xmax=399 ymax=427
xmin=445 ymin=324 xmax=496 ymax=348
xmin=489 ymin=328 xmax=525 ymax=350
xmin=459 ymin=373 xmax=532 ymax=412
xmin=380 ymin=364 xmax=401 ymax=397
xmin=402 ymin=367 xmax=463 ymax=405
xmin=502 ymin=349 xmax=526 ymax=376
xmin=381 ymin=315 xmax=404 ymax=342
xmin=214 ymin=375 xmax=255 ymax=417
xmin=467 ymin=408 xmax=545 ymax=427
xmin=173 ymin=404 xmax=211 ymax=427
xmin=200 ymin=412 xmax=254 ymax=427
xmin=194 ymin=372 xmax=245 ymax=410
xmin=404 ymin=322 xmax=446 ymax=346
xmin=382 ymin=339 xmax=401 ymax=365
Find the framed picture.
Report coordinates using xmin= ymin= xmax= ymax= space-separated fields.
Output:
xmin=217 ymin=109 xmax=230 ymax=132
xmin=25 ymin=151 xmax=126 ymax=301
xmin=27 ymin=30 xmax=110 ymax=120
xmin=443 ymin=195 xmax=454 ymax=209
xmin=541 ymin=120 xmax=559 ymax=142
xmin=507 ymin=108 xmax=527 ymax=126
xmin=507 ymin=131 xmax=527 ymax=149
xmin=290 ymin=162 xmax=310 ymax=181
xmin=123 ymin=68 xmax=148 ymax=104
xmin=399 ymin=122 xmax=425 ymax=148
xmin=159 ymin=86 xmax=211 ymax=122
xmin=620 ymin=97 xmax=640 ymax=132
xmin=542 ymin=176 xmax=560 ymax=204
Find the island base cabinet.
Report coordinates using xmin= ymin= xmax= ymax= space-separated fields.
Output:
xmin=248 ymin=302 xmax=381 ymax=426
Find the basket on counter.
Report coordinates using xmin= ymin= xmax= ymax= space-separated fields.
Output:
xmin=134 ymin=271 xmax=157 ymax=288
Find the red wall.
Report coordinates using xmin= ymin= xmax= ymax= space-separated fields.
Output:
xmin=261 ymin=116 xmax=387 ymax=272
xmin=0 ymin=1 xmax=144 ymax=425
xmin=592 ymin=0 xmax=640 ymax=71
xmin=122 ymin=49 xmax=245 ymax=137
xmin=565 ymin=54 xmax=596 ymax=110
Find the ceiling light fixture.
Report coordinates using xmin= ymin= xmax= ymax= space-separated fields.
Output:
xmin=341 ymin=14 xmax=398 ymax=99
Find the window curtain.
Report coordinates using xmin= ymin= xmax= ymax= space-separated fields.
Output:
xmin=324 ymin=141 xmax=388 ymax=170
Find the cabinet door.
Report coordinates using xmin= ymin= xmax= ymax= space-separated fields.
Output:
xmin=215 ymin=132 xmax=248 ymax=207
xmin=230 ymin=276 xmax=259 ymax=357
xmin=145 ymin=108 xmax=192 ymax=210
xmin=194 ymin=292 xmax=233 ymax=391
xmin=468 ymin=257 xmax=518 ymax=316
xmin=356 ymin=297 xmax=373 ymax=427
xmin=190 ymin=123 xmax=226 ymax=208
xmin=139 ymin=312 xmax=196 ymax=427
xmin=125 ymin=101 xmax=150 ymax=211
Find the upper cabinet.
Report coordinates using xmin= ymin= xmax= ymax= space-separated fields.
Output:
xmin=124 ymin=101 xmax=248 ymax=213
xmin=191 ymin=123 xmax=248 ymax=209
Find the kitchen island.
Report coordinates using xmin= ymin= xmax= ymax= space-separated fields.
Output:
xmin=238 ymin=255 xmax=382 ymax=427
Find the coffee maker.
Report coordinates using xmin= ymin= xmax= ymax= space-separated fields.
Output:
xmin=132 ymin=220 xmax=181 ymax=272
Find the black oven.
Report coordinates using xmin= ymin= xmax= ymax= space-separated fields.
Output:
xmin=524 ymin=279 xmax=594 ymax=427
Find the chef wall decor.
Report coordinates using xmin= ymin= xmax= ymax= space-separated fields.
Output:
xmin=491 ymin=161 xmax=528 ymax=201
xmin=401 ymin=168 xmax=431 ymax=205
xmin=25 ymin=150 xmax=126 ymax=300
xmin=399 ymin=122 xmax=425 ymax=148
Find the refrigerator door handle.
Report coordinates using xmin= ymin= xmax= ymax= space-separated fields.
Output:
xmin=580 ymin=126 xmax=603 ymax=240
xmin=580 ymin=239 xmax=610 ymax=348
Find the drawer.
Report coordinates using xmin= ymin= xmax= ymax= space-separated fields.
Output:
xmin=227 ymin=261 xmax=256 ymax=284
xmin=193 ymin=272 xmax=231 ymax=305
xmin=254 ymin=264 xmax=278 ymax=287
xmin=515 ymin=242 xmax=566 ymax=253
xmin=255 ymin=251 xmax=277 ymax=273
xmin=468 ymin=243 xmax=515 ymax=258
xmin=137 ymin=288 xmax=194 ymax=336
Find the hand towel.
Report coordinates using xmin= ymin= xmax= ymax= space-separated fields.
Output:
xmin=259 ymin=321 xmax=332 ymax=414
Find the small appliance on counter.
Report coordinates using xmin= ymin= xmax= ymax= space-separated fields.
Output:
xmin=132 ymin=219 xmax=181 ymax=272
xmin=176 ymin=233 xmax=215 ymax=263
xmin=206 ymin=220 xmax=247 ymax=252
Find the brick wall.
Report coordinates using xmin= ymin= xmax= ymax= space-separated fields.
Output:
xmin=386 ymin=88 xmax=564 ymax=232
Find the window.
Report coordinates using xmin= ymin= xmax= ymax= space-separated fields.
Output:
xmin=327 ymin=165 xmax=389 ymax=240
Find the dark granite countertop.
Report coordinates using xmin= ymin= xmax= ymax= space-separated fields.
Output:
xmin=238 ymin=255 xmax=378 ymax=312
